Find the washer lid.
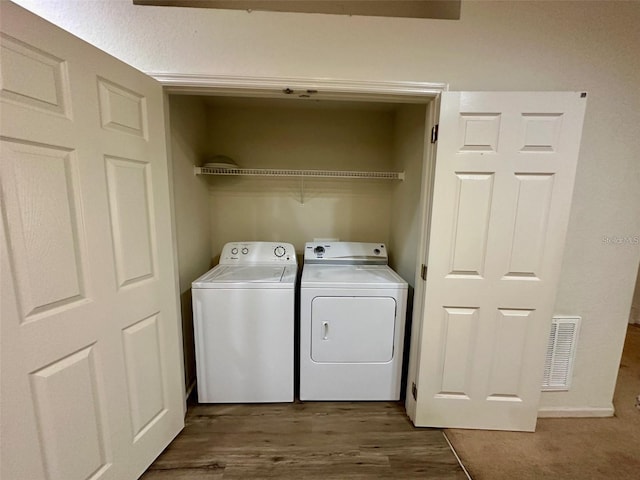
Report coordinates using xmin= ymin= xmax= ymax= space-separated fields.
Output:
xmin=193 ymin=265 xmax=296 ymax=288
xmin=301 ymin=265 xmax=407 ymax=289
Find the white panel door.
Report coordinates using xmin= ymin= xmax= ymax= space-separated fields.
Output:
xmin=412 ymin=92 xmax=586 ymax=431
xmin=0 ymin=4 xmax=184 ymax=480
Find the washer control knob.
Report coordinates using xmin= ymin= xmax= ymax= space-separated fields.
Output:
xmin=274 ymin=246 xmax=286 ymax=257
xmin=231 ymin=247 xmax=238 ymax=255
xmin=241 ymin=247 xmax=249 ymax=255
xmin=314 ymin=245 xmax=325 ymax=255
xmin=374 ymin=248 xmax=381 ymax=255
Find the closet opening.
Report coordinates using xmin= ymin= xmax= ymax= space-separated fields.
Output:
xmin=164 ymin=86 xmax=441 ymax=402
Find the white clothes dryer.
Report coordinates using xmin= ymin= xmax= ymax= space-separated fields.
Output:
xmin=299 ymin=242 xmax=408 ymax=401
xmin=192 ymin=241 xmax=297 ymax=403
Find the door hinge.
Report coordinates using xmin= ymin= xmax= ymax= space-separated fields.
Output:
xmin=430 ymin=124 xmax=439 ymax=143
xmin=411 ymin=382 xmax=418 ymax=400
xmin=420 ymin=264 xmax=428 ymax=281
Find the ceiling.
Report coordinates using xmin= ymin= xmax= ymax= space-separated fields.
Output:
xmin=132 ymin=0 xmax=461 ymax=20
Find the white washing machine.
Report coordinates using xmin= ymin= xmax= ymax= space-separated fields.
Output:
xmin=192 ymin=241 xmax=297 ymax=403
xmin=300 ymin=242 xmax=408 ymax=401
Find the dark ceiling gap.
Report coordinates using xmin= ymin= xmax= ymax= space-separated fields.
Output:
xmin=132 ymin=1 xmax=461 ymax=20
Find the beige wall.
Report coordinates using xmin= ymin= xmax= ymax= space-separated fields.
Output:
xmin=168 ymin=95 xmax=212 ymax=388
xmin=15 ymin=0 xmax=640 ymax=414
xmin=389 ymin=104 xmax=427 ymax=287
xmin=206 ymin=102 xmax=395 ymax=255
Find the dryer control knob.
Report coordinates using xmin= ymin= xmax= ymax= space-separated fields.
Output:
xmin=231 ymin=247 xmax=238 ymax=255
xmin=241 ymin=247 xmax=249 ymax=254
xmin=274 ymin=246 xmax=286 ymax=257
xmin=314 ymin=246 xmax=325 ymax=255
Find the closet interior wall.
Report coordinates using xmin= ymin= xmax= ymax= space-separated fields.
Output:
xmin=168 ymin=95 xmax=213 ymax=391
xmin=206 ymin=98 xmax=393 ymax=255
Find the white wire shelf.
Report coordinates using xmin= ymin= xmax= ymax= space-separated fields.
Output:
xmin=194 ymin=166 xmax=405 ymax=180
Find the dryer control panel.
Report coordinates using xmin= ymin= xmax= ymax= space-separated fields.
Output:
xmin=304 ymin=242 xmax=388 ymax=265
xmin=220 ymin=242 xmax=297 ymax=265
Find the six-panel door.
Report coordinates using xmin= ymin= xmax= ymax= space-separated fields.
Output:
xmin=0 ymin=4 xmax=184 ymax=479
xmin=412 ymin=92 xmax=587 ymax=431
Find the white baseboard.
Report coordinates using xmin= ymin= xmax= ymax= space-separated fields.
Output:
xmin=537 ymin=405 xmax=614 ymax=418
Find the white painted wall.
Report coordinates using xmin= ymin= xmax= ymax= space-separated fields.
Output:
xmin=12 ymin=0 xmax=640 ymax=414
xmin=205 ymin=101 xmax=395 ymax=255
xmin=168 ymin=94 xmax=212 ymax=388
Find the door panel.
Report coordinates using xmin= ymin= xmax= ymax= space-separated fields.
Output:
xmin=0 ymin=33 xmax=71 ymax=117
xmin=30 ymin=346 xmax=110 ymax=480
xmin=505 ymin=174 xmax=554 ymax=277
xmin=105 ymin=156 xmax=156 ymax=287
xmin=1 ymin=4 xmax=184 ymax=479
xmin=439 ymin=307 xmax=478 ymax=397
xmin=449 ymin=172 xmax=494 ymax=277
xmin=311 ymin=296 xmax=396 ymax=363
xmin=486 ymin=309 xmax=532 ymax=399
xmin=97 ymin=77 xmax=148 ymax=138
xmin=122 ymin=314 xmax=167 ymax=442
xmin=412 ymin=92 xmax=586 ymax=431
xmin=0 ymin=140 xmax=88 ymax=320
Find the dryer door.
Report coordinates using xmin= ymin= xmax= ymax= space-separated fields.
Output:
xmin=311 ymin=296 xmax=396 ymax=363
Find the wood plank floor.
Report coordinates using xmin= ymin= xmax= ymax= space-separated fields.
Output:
xmin=141 ymin=402 xmax=468 ymax=479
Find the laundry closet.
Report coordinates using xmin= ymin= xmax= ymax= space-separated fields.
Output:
xmin=0 ymin=11 xmax=600 ymax=480
xmin=167 ymin=93 xmax=433 ymax=394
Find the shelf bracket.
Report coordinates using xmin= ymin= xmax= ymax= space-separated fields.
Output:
xmin=300 ymin=176 xmax=305 ymax=205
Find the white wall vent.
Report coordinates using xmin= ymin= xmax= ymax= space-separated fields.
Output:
xmin=542 ymin=316 xmax=580 ymax=391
